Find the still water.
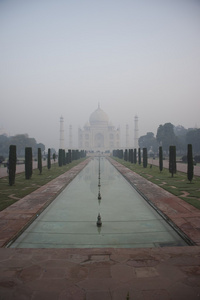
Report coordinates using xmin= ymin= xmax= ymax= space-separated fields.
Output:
xmin=11 ymin=157 xmax=187 ymax=248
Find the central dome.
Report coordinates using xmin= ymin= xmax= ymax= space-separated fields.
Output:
xmin=89 ymin=105 xmax=109 ymax=126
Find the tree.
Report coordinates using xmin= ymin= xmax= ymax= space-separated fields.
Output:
xmin=169 ymin=146 xmax=176 ymax=177
xmin=37 ymin=143 xmax=45 ymax=153
xmin=47 ymin=148 xmax=51 ymax=169
xmin=130 ymin=149 xmax=133 ymax=163
xmin=143 ymin=148 xmax=148 ymax=168
xmin=174 ymin=125 xmax=187 ymax=154
xmin=186 ymin=129 xmax=200 ymax=154
xmin=128 ymin=149 xmax=131 ymax=162
xmin=68 ymin=149 xmax=72 ymax=163
xmin=66 ymin=152 xmax=69 ymax=164
xmin=11 ymin=134 xmax=37 ymax=157
xmin=159 ymin=146 xmax=163 ymax=173
xmin=25 ymin=147 xmax=32 ymax=179
xmin=8 ymin=145 xmax=16 ymax=186
xmin=138 ymin=148 xmax=141 ymax=165
xmin=0 ymin=134 xmax=44 ymax=157
xmin=139 ymin=132 xmax=158 ymax=153
xmin=124 ymin=149 xmax=128 ymax=161
xmin=156 ymin=123 xmax=177 ymax=153
xmin=38 ymin=148 xmax=42 ymax=174
xmin=0 ymin=135 xmax=9 ymax=157
xmin=187 ymin=144 xmax=194 ymax=183
xmin=58 ymin=149 xmax=63 ymax=167
xmin=62 ymin=150 xmax=66 ymax=165
xmin=133 ymin=149 xmax=137 ymax=164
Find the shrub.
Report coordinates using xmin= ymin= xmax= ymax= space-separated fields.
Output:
xmin=194 ymin=155 xmax=200 ymax=163
xmin=169 ymin=145 xmax=176 ymax=177
xmin=143 ymin=148 xmax=148 ymax=168
xmin=159 ymin=146 xmax=163 ymax=172
xmin=47 ymin=148 xmax=51 ymax=169
xmin=68 ymin=149 xmax=72 ymax=163
xmin=9 ymin=145 xmax=17 ymax=186
xmin=181 ymin=155 xmax=187 ymax=163
xmin=38 ymin=148 xmax=42 ymax=174
xmin=58 ymin=149 xmax=63 ymax=167
xmin=124 ymin=149 xmax=128 ymax=161
xmin=138 ymin=148 xmax=141 ymax=165
xmin=134 ymin=148 xmax=137 ymax=164
xmin=187 ymin=144 xmax=194 ymax=183
xmin=25 ymin=147 xmax=32 ymax=179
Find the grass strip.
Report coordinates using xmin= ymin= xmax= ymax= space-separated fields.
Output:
xmin=0 ymin=159 xmax=86 ymax=211
xmin=112 ymin=157 xmax=200 ymax=210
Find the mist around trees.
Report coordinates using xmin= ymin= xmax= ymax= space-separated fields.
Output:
xmin=0 ymin=134 xmax=46 ymax=158
xmin=138 ymin=123 xmax=200 ymax=156
xmin=0 ymin=123 xmax=199 ymax=161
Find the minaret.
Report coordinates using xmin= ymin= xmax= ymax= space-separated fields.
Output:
xmin=69 ymin=124 xmax=73 ymax=149
xmin=134 ymin=115 xmax=139 ymax=149
xmin=59 ymin=116 xmax=64 ymax=149
xmin=126 ymin=124 xmax=129 ymax=148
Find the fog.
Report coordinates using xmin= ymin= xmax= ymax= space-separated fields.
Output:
xmin=1 ymin=0 xmax=200 ymax=150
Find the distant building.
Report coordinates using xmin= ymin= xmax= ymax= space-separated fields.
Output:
xmin=78 ymin=105 xmax=120 ymax=151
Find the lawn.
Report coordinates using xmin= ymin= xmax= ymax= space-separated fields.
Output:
xmin=0 ymin=159 xmax=86 ymax=211
xmin=112 ymin=157 xmax=200 ymax=210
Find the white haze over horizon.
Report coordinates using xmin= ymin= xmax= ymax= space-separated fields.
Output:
xmin=1 ymin=0 xmax=200 ymax=150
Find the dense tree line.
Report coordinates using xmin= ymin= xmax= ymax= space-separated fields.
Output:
xmin=0 ymin=134 xmax=45 ymax=158
xmin=139 ymin=124 xmax=200 ymax=155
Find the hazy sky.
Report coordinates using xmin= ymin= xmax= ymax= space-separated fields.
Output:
xmin=1 ymin=0 xmax=200 ymax=150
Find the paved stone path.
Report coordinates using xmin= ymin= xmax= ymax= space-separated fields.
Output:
xmin=0 ymin=157 xmax=200 ymax=299
xmin=0 ymin=247 xmax=200 ymax=300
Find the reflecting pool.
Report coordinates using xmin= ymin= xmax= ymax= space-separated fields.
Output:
xmin=11 ymin=157 xmax=187 ymax=248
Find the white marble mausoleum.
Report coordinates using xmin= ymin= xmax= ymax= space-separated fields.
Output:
xmin=78 ymin=105 xmax=120 ymax=151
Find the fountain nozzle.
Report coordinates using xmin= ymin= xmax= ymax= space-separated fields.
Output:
xmin=96 ymin=213 xmax=102 ymax=227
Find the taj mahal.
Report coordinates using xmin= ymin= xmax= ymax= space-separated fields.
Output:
xmin=78 ymin=105 xmax=120 ymax=151
xmin=59 ymin=105 xmax=139 ymax=151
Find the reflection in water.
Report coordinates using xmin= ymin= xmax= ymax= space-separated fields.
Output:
xmin=10 ymin=156 xmax=188 ymax=248
xmin=80 ymin=156 xmax=118 ymax=197
xmin=96 ymin=213 xmax=102 ymax=227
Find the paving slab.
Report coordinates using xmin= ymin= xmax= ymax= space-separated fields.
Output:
xmin=0 ymin=247 xmax=200 ymax=299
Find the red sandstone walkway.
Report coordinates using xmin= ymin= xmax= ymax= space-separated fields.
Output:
xmin=0 ymin=247 xmax=200 ymax=300
xmin=0 ymin=157 xmax=200 ymax=299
